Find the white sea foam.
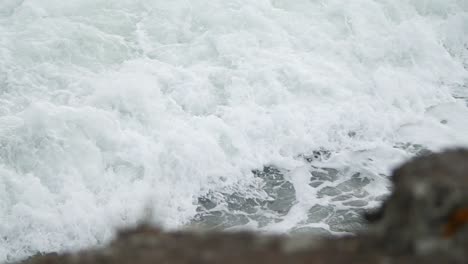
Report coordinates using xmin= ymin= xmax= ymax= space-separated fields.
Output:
xmin=1 ymin=0 xmax=467 ymax=261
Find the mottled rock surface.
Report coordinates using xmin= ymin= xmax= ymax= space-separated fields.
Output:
xmin=16 ymin=149 xmax=468 ymax=264
xmin=367 ymin=148 xmax=468 ymax=256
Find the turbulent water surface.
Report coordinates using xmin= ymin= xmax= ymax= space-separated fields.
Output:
xmin=1 ymin=0 xmax=468 ymax=262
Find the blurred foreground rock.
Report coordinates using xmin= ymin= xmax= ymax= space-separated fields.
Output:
xmin=18 ymin=149 xmax=468 ymax=264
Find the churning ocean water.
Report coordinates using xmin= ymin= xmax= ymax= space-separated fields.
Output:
xmin=1 ymin=0 xmax=468 ymax=262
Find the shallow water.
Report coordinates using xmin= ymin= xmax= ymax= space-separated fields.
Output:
xmin=0 ymin=0 xmax=467 ymax=262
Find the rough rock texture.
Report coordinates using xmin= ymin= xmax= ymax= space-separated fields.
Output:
xmin=367 ymin=148 xmax=468 ymax=257
xmin=16 ymin=149 xmax=468 ymax=264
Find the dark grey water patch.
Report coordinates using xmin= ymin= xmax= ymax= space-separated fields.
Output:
xmin=193 ymin=166 xmax=296 ymax=229
xmin=300 ymin=149 xmax=332 ymax=163
xmin=394 ymin=142 xmax=431 ymax=157
xmin=327 ymin=209 xmax=366 ymax=232
xmin=347 ymin=131 xmax=357 ymax=138
xmin=193 ymin=211 xmax=250 ymax=229
xmin=307 ymin=204 xmax=334 ymax=223
xmin=315 ymin=172 xmax=372 ymax=200
xmin=195 ymin=150 xmax=381 ymax=234
xmin=309 ymin=168 xmax=339 ymax=188
xmin=225 ymin=194 xmax=263 ymax=214
xmin=343 ymin=200 xmax=369 ymax=207
xmin=336 ymin=173 xmax=371 ymax=192
xmin=331 ymin=194 xmax=354 ymax=202
xmin=197 ymin=196 xmax=217 ymax=211
xmin=317 ymin=186 xmax=342 ymax=197
xmin=309 ymin=181 xmax=323 ymax=188
xmin=375 ymin=194 xmax=389 ymax=202
xmin=305 ymin=167 xmax=376 ymax=233
xmin=253 ymin=166 xmax=296 ymax=215
xmin=310 ymin=168 xmax=339 ymax=182
xmin=305 ymin=204 xmax=367 ymax=233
